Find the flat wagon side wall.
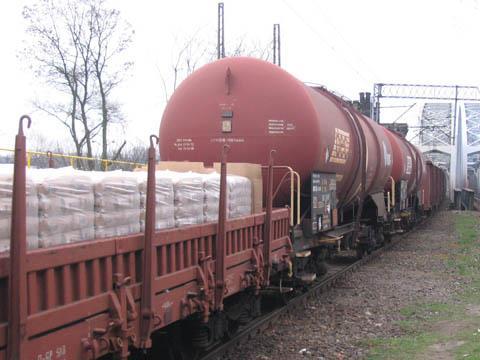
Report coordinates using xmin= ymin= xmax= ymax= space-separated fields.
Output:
xmin=0 ymin=209 xmax=290 ymax=359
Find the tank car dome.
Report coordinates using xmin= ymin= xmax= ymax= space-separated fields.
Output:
xmin=160 ymin=57 xmax=320 ymax=176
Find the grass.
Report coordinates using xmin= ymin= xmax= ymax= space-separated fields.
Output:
xmin=366 ymin=333 xmax=448 ymax=360
xmin=364 ymin=212 xmax=480 ymax=360
xmin=453 ymin=328 xmax=480 ymax=359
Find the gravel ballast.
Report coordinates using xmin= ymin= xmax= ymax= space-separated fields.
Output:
xmin=225 ymin=211 xmax=464 ymax=359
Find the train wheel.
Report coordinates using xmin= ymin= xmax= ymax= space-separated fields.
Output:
xmin=356 ymin=246 xmax=366 ymax=259
xmin=224 ymin=317 xmax=240 ymax=339
xmin=376 ymin=228 xmax=385 ymax=246
xmin=148 ymin=322 xmax=197 ymax=360
xmin=315 ymin=257 xmax=328 ymax=276
xmin=191 ymin=320 xmax=214 ymax=349
xmin=384 ymin=233 xmax=392 ymax=243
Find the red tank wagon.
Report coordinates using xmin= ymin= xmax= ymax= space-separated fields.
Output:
xmin=160 ymin=57 xmax=395 ymax=208
xmin=160 ymin=57 xmax=447 ymax=256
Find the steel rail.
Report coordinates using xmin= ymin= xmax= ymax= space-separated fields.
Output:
xmin=199 ymin=218 xmax=431 ymax=360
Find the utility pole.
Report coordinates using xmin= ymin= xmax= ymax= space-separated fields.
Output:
xmin=217 ymin=2 xmax=225 ymax=59
xmin=372 ymin=83 xmax=382 ymax=123
xmin=273 ymin=23 xmax=281 ymax=66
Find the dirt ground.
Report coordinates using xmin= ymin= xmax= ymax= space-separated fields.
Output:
xmin=224 ymin=210 xmax=478 ymax=360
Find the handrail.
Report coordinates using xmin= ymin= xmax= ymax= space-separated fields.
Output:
xmin=0 ymin=147 xmax=145 ymax=169
xmin=262 ymin=165 xmax=301 ymax=226
xmin=293 ymin=170 xmax=300 ymax=225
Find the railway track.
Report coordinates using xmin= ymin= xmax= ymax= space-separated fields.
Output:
xmin=199 ymin=224 xmax=420 ymax=360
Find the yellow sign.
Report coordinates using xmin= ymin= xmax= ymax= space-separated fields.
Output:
xmin=330 ymin=128 xmax=350 ymax=165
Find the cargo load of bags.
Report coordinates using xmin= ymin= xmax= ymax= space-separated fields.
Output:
xmin=34 ymin=168 xmax=94 ymax=247
xmin=136 ymin=171 xmax=175 ymax=231
xmin=203 ymin=173 xmax=252 ymax=222
xmin=0 ymin=166 xmax=252 ymax=253
xmin=92 ymin=171 xmax=141 ymax=238
xmin=0 ymin=165 xmax=39 ymax=252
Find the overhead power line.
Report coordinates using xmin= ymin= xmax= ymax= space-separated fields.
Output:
xmin=311 ymin=0 xmax=379 ymax=81
xmin=281 ymin=0 xmax=371 ymax=84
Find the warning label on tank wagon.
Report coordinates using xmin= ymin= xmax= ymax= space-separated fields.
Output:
xmin=267 ymin=119 xmax=296 ymax=134
xmin=406 ymin=156 xmax=412 ymax=175
xmin=330 ymin=128 xmax=350 ymax=164
xmin=382 ymin=141 xmax=392 ymax=166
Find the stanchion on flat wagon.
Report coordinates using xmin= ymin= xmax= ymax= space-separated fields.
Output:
xmin=215 ymin=144 xmax=229 ymax=311
xmin=140 ymin=135 xmax=159 ymax=349
xmin=7 ymin=115 xmax=31 ymax=360
xmin=263 ymin=150 xmax=276 ymax=285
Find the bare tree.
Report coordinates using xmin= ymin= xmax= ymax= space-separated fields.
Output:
xmin=23 ymin=0 xmax=133 ymax=168
xmin=158 ymin=31 xmax=212 ymax=104
xmin=117 ymin=142 xmax=148 ymax=163
xmin=27 ymin=130 xmax=73 ymax=168
xmin=23 ymin=1 xmax=91 ymax=159
xmin=158 ymin=30 xmax=272 ymax=104
xmin=227 ymin=36 xmax=272 ymax=60
xmin=89 ymin=1 xmax=133 ymax=165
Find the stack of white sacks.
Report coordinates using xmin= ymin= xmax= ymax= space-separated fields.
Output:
xmin=226 ymin=175 xmax=253 ymax=218
xmin=0 ymin=165 xmax=39 ymax=252
xmin=36 ymin=168 xmax=94 ymax=247
xmin=0 ymin=166 xmax=252 ymax=253
xmin=92 ymin=171 xmax=141 ymax=238
xmin=168 ymin=171 xmax=204 ymax=227
xmin=202 ymin=173 xmax=252 ymax=221
xmin=136 ymin=171 xmax=175 ymax=231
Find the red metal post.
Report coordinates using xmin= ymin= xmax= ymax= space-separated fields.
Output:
xmin=140 ymin=135 xmax=158 ymax=349
xmin=263 ymin=150 xmax=275 ymax=285
xmin=47 ymin=151 xmax=54 ymax=168
xmin=215 ymin=145 xmax=229 ymax=311
xmin=7 ymin=115 xmax=31 ymax=360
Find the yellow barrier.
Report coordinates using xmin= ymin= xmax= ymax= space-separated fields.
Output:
xmin=0 ymin=148 xmax=145 ymax=170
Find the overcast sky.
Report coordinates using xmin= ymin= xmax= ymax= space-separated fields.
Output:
xmin=1 ymin=0 xmax=479 ymax=150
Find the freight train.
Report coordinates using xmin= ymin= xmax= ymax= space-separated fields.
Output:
xmin=0 ymin=58 xmax=446 ymax=359
xmin=160 ymin=56 xmax=446 ymax=261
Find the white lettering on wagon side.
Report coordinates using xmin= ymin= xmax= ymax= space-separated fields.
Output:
xmin=210 ymin=137 xmax=245 ymax=143
xmin=36 ymin=345 xmax=67 ymax=360
xmin=162 ymin=300 xmax=173 ymax=324
xmin=174 ymin=138 xmax=195 ymax=151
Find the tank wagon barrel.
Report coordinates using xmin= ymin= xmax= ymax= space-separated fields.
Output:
xmin=160 ymin=57 xmax=446 ymax=261
xmin=159 ymin=58 xmax=428 ymax=210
